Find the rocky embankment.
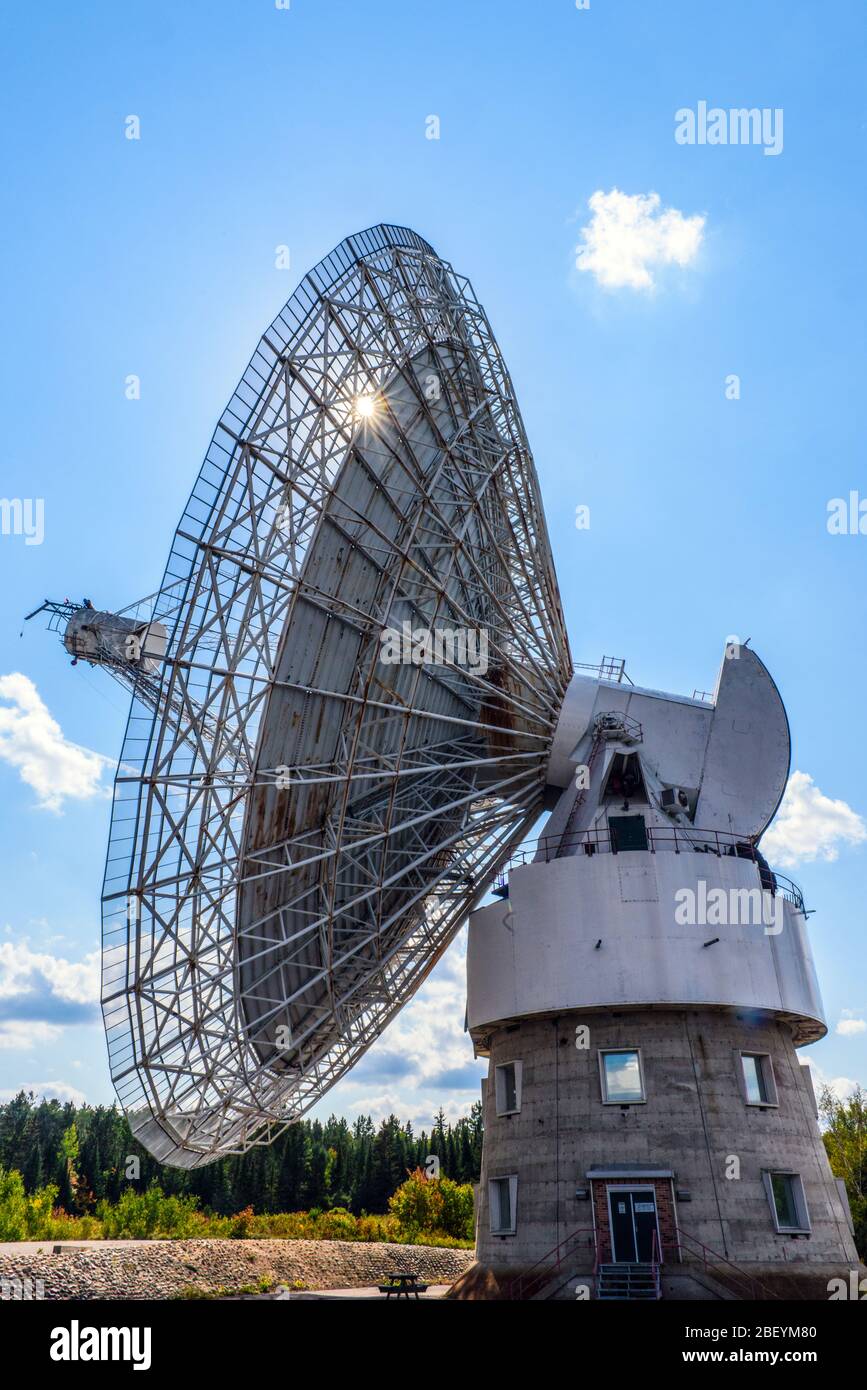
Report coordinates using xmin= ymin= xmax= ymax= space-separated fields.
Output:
xmin=0 ymin=1238 xmax=473 ymax=1300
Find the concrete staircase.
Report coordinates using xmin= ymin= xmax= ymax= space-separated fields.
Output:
xmin=596 ymin=1262 xmax=661 ymax=1300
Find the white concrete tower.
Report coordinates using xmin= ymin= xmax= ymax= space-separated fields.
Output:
xmin=464 ymin=644 xmax=859 ymax=1299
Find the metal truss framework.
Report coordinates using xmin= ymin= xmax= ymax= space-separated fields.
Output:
xmin=101 ymin=224 xmax=571 ymax=1166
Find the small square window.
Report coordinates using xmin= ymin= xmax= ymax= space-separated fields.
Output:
xmin=740 ymin=1052 xmax=778 ymax=1106
xmin=494 ymin=1060 xmax=522 ymax=1115
xmin=599 ymin=1049 xmax=645 ymax=1104
xmin=489 ymin=1176 xmax=517 ymax=1234
xmin=763 ymin=1170 xmax=810 ymax=1234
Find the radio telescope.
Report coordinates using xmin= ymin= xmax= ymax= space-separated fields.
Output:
xmin=30 ymin=224 xmax=572 ymax=1165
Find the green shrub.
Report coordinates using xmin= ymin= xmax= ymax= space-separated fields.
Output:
xmin=310 ymin=1206 xmax=359 ymax=1241
xmin=96 ymin=1184 xmax=205 ymax=1239
xmin=0 ymin=1165 xmax=473 ymax=1247
xmin=0 ymin=1167 xmax=65 ymax=1241
xmin=0 ymin=1166 xmax=28 ymax=1241
xmin=388 ymin=1168 xmax=474 ymax=1242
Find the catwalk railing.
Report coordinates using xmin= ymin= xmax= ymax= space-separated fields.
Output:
xmin=492 ymin=824 xmax=807 ymax=914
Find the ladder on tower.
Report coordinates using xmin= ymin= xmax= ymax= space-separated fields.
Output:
xmin=555 ymin=725 xmax=604 ymax=857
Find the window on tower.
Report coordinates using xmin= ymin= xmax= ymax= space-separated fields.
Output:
xmin=494 ymin=1060 xmax=522 ymax=1115
xmin=762 ymin=1171 xmax=810 ymax=1234
xmin=599 ymin=1048 xmax=646 ymax=1104
xmin=489 ymin=1176 xmax=518 ymax=1235
xmin=739 ymin=1052 xmax=778 ymax=1107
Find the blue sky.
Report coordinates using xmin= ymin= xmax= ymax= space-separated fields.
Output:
xmin=0 ymin=0 xmax=865 ymax=1133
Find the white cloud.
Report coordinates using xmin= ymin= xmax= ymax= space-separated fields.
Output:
xmin=0 ymin=940 xmax=100 ymax=1007
xmin=320 ymin=930 xmax=484 ymax=1131
xmin=0 ymin=1079 xmax=86 ymax=1104
xmin=381 ymin=975 xmax=468 ymax=1076
xmin=800 ymin=1057 xmax=861 ymax=1104
xmin=0 ymin=673 xmax=113 ymax=811
xmin=0 ymin=940 xmax=100 ymax=1051
xmin=762 ymin=771 xmax=867 ymax=869
xmin=343 ymin=1092 xmax=476 ymax=1135
xmin=575 ymin=188 xmax=705 ymax=291
xmin=836 ymin=1012 xmax=867 ymax=1038
xmin=0 ymin=1020 xmax=63 ymax=1050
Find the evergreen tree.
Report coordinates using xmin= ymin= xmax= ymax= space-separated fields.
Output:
xmin=0 ymin=1093 xmax=485 ymax=1219
xmin=278 ymin=1123 xmax=310 ymax=1211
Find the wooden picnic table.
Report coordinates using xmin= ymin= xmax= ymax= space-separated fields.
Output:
xmin=377 ymin=1271 xmax=430 ymax=1299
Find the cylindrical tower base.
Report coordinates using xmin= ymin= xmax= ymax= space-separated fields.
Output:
xmin=468 ymin=1006 xmax=858 ymax=1299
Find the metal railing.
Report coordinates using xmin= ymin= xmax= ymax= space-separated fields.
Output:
xmin=574 ymin=657 xmax=634 ymax=686
xmin=508 ymin=1221 xmax=787 ymax=1301
xmin=492 ymin=825 xmax=806 ymax=914
xmin=594 ymin=710 xmax=643 ymax=743
xmin=650 ymin=1228 xmax=663 ymax=1299
xmin=510 ymin=1226 xmax=597 ymax=1300
xmin=667 ymin=1225 xmax=786 ymax=1301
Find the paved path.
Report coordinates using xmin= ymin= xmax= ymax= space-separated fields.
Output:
xmin=244 ymin=1284 xmax=451 ymax=1300
xmin=0 ymin=1240 xmax=145 ymax=1255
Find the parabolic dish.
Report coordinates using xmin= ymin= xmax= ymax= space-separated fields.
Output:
xmin=101 ymin=223 xmax=571 ymax=1165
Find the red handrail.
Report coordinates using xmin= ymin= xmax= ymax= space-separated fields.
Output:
xmin=650 ymin=1228 xmax=662 ymax=1298
xmin=669 ymin=1225 xmax=785 ymax=1301
xmin=511 ymin=1226 xmax=596 ymax=1300
xmin=513 ymin=1222 xmax=781 ymax=1301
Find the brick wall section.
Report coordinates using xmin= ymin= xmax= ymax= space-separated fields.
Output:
xmin=591 ymin=1178 xmax=676 ymax=1262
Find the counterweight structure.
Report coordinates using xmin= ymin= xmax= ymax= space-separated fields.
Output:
xmin=467 ymin=648 xmax=859 ymax=1295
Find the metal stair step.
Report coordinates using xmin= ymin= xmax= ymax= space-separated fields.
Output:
xmin=596 ymin=1261 xmax=661 ymax=1301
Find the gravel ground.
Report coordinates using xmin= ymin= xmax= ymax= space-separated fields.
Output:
xmin=0 ymin=1239 xmax=473 ymax=1301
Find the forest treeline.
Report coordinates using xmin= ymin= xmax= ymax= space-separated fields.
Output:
xmin=0 ymin=1091 xmax=482 ymax=1215
xmin=1 ymin=1087 xmax=863 ymax=1259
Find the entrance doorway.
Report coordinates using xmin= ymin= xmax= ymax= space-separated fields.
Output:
xmin=607 ymin=1187 xmax=660 ymax=1263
